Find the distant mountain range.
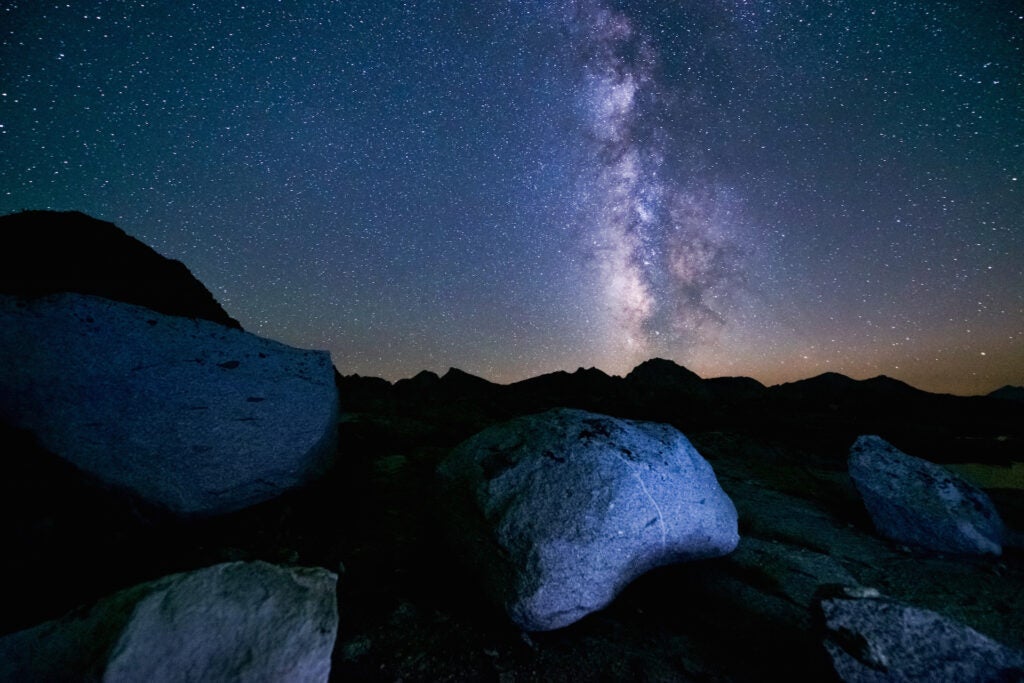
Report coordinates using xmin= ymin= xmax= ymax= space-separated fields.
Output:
xmin=342 ymin=357 xmax=1022 ymax=406
xmin=338 ymin=359 xmax=1023 ymax=465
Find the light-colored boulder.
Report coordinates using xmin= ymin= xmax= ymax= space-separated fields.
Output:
xmin=821 ymin=587 xmax=1024 ymax=682
xmin=0 ymin=561 xmax=339 ymax=682
xmin=437 ymin=408 xmax=739 ymax=631
xmin=0 ymin=293 xmax=338 ymax=517
xmin=848 ymin=435 xmax=1005 ymax=555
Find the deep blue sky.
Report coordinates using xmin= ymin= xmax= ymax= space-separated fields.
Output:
xmin=2 ymin=1 xmax=1021 ymax=394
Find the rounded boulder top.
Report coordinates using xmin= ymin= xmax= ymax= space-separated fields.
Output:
xmin=848 ymin=435 xmax=1006 ymax=556
xmin=438 ymin=407 xmax=739 ymax=631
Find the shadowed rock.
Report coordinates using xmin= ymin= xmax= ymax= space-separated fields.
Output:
xmin=849 ymin=435 xmax=1005 ymax=555
xmin=821 ymin=587 xmax=1024 ymax=682
xmin=0 ymin=293 xmax=338 ymax=517
xmin=0 ymin=562 xmax=339 ymax=681
xmin=437 ymin=408 xmax=739 ymax=631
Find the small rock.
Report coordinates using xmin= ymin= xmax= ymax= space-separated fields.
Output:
xmin=848 ymin=435 xmax=1005 ymax=555
xmin=0 ymin=561 xmax=339 ymax=681
xmin=821 ymin=590 xmax=1024 ymax=682
xmin=437 ymin=408 xmax=739 ymax=631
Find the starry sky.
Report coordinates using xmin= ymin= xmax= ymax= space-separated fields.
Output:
xmin=2 ymin=1 xmax=1021 ymax=395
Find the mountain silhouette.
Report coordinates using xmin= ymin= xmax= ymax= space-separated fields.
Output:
xmin=0 ymin=210 xmax=239 ymax=328
xmin=989 ymin=386 xmax=1024 ymax=402
xmin=339 ymin=359 xmax=1021 ymax=465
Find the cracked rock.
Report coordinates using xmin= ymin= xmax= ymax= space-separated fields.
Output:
xmin=437 ymin=408 xmax=739 ymax=630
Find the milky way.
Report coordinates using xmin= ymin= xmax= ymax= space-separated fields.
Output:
xmin=567 ymin=0 xmax=748 ymax=366
xmin=561 ymin=0 xmax=753 ymax=370
xmin=1 ymin=1 xmax=1020 ymax=393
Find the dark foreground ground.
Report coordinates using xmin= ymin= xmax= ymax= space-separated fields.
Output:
xmin=3 ymin=390 xmax=1021 ymax=681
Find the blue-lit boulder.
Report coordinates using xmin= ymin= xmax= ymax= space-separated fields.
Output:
xmin=437 ymin=408 xmax=739 ymax=631
xmin=848 ymin=435 xmax=1005 ymax=555
xmin=0 ymin=561 xmax=339 ymax=681
xmin=0 ymin=293 xmax=338 ymax=517
xmin=821 ymin=587 xmax=1024 ymax=681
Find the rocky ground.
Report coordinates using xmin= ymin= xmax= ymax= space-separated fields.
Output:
xmin=3 ymin=378 xmax=1022 ymax=681
xmin=326 ymin=417 xmax=1024 ymax=681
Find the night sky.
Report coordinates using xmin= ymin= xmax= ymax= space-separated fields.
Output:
xmin=2 ymin=1 xmax=1021 ymax=395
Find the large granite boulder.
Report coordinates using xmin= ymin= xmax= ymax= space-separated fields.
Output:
xmin=0 ymin=293 xmax=338 ymax=517
xmin=0 ymin=561 xmax=339 ymax=681
xmin=0 ymin=210 xmax=240 ymax=328
xmin=848 ymin=435 xmax=1005 ymax=555
xmin=821 ymin=587 xmax=1024 ymax=682
xmin=437 ymin=408 xmax=739 ymax=631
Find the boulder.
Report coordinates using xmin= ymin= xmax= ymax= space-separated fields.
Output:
xmin=0 ymin=293 xmax=338 ymax=517
xmin=0 ymin=561 xmax=339 ymax=681
xmin=437 ymin=408 xmax=739 ymax=631
xmin=0 ymin=210 xmax=241 ymax=328
xmin=848 ymin=435 xmax=1005 ymax=555
xmin=821 ymin=587 xmax=1024 ymax=682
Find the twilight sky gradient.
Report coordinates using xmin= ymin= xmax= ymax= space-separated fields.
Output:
xmin=2 ymin=1 xmax=1021 ymax=394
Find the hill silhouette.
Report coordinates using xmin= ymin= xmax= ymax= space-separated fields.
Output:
xmin=338 ymin=358 xmax=1022 ymax=465
xmin=0 ymin=210 xmax=239 ymax=328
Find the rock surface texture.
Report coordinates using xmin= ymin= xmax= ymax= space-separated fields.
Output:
xmin=849 ymin=435 xmax=1005 ymax=555
xmin=0 ymin=293 xmax=338 ymax=517
xmin=0 ymin=561 xmax=339 ymax=682
xmin=437 ymin=407 xmax=739 ymax=631
xmin=821 ymin=588 xmax=1024 ymax=682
